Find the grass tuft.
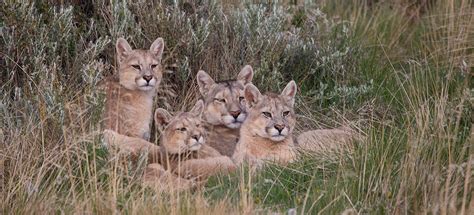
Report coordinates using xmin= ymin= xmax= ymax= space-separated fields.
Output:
xmin=1 ymin=0 xmax=472 ymax=213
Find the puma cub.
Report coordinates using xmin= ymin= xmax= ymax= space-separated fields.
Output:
xmin=155 ymin=100 xmax=236 ymax=180
xmin=232 ymin=81 xmax=298 ymax=167
xmin=196 ymin=65 xmax=254 ymax=156
xmin=103 ymin=100 xmax=233 ymax=190
xmin=103 ymin=37 xmax=164 ymax=140
xmin=103 ymin=129 xmax=198 ymax=191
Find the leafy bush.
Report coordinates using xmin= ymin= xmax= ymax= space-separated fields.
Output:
xmin=1 ymin=0 xmax=472 ymax=213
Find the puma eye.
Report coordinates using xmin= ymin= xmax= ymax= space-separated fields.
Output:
xmin=131 ymin=65 xmax=141 ymax=70
xmin=283 ymin=111 xmax=290 ymax=117
xmin=177 ymin=127 xmax=187 ymax=132
xmin=214 ymin=98 xmax=226 ymax=103
xmin=262 ymin=112 xmax=272 ymax=118
xmin=151 ymin=64 xmax=158 ymax=69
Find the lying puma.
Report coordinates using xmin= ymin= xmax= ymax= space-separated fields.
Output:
xmin=232 ymin=81 xmax=298 ymax=167
xmin=103 ymin=129 xmax=198 ymax=192
xmin=196 ymin=65 xmax=253 ymax=156
xmin=104 ymin=100 xmax=235 ymax=182
xmin=142 ymin=163 xmax=200 ymax=192
xmin=103 ymin=37 xmax=164 ymax=140
xmin=155 ymin=100 xmax=236 ymax=180
xmin=296 ymin=127 xmax=360 ymax=155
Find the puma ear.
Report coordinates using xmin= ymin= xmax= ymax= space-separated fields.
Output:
xmin=281 ymin=80 xmax=297 ymax=107
xmin=237 ymin=65 xmax=254 ymax=85
xmin=116 ymin=38 xmax=133 ymax=64
xmin=189 ymin=100 xmax=204 ymax=118
xmin=154 ymin=108 xmax=172 ymax=131
xmin=196 ymin=70 xmax=215 ymax=96
xmin=149 ymin=37 xmax=164 ymax=60
xmin=244 ymin=83 xmax=262 ymax=108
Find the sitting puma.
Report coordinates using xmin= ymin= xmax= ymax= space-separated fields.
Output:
xmin=103 ymin=37 xmax=164 ymax=140
xmin=155 ymin=100 xmax=236 ymax=180
xmin=232 ymin=81 xmax=298 ymax=167
xmin=196 ymin=65 xmax=254 ymax=156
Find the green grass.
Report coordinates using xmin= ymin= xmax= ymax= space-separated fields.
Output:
xmin=1 ymin=0 xmax=472 ymax=214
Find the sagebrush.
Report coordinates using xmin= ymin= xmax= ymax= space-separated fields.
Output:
xmin=1 ymin=0 xmax=472 ymax=214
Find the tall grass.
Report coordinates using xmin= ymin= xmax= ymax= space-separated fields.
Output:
xmin=1 ymin=0 xmax=472 ymax=213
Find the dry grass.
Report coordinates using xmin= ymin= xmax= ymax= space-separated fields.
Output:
xmin=1 ymin=0 xmax=472 ymax=214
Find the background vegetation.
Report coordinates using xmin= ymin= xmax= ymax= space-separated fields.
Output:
xmin=1 ymin=0 xmax=472 ymax=213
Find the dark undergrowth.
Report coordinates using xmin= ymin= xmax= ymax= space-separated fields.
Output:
xmin=1 ymin=0 xmax=472 ymax=214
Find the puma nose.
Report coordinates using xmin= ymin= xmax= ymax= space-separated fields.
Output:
xmin=274 ymin=124 xmax=285 ymax=133
xmin=191 ymin=135 xmax=199 ymax=141
xmin=229 ymin=110 xmax=241 ymax=119
xmin=143 ymin=75 xmax=153 ymax=82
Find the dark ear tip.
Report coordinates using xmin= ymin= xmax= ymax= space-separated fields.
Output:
xmin=239 ymin=65 xmax=254 ymax=80
xmin=291 ymin=81 xmax=297 ymax=91
xmin=197 ymin=70 xmax=206 ymax=76
xmin=192 ymin=99 xmax=204 ymax=110
xmin=116 ymin=38 xmax=127 ymax=46
xmin=196 ymin=70 xmax=214 ymax=86
xmin=116 ymin=38 xmax=132 ymax=55
xmin=154 ymin=108 xmax=169 ymax=119
xmin=150 ymin=38 xmax=165 ymax=56
xmin=286 ymin=80 xmax=297 ymax=90
xmin=244 ymin=83 xmax=257 ymax=91
xmin=190 ymin=100 xmax=204 ymax=116
xmin=196 ymin=99 xmax=204 ymax=106
xmin=155 ymin=107 xmax=168 ymax=112
xmin=152 ymin=37 xmax=164 ymax=47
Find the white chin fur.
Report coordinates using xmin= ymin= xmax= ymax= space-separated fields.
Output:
xmin=137 ymin=78 xmax=156 ymax=91
xmin=236 ymin=113 xmax=247 ymax=123
xmin=222 ymin=114 xmax=246 ymax=129
xmin=267 ymin=127 xmax=289 ymax=142
xmin=188 ymin=144 xmax=202 ymax=151
xmin=188 ymin=138 xmax=203 ymax=151
xmin=270 ymin=135 xmax=286 ymax=142
xmin=222 ymin=115 xmax=235 ymax=125
xmin=198 ymin=136 xmax=205 ymax=145
xmin=225 ymin=122 xmax=242 ymax=129
xmin=268 ymin=128 xmax=281 ymax=136
xmin=280 ymin=127 xmax=289 ymax=136
xmin=140 ymin=86 xmax=155 ymax=91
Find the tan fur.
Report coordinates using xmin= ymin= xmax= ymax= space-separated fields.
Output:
xmin=155 ymin=100 xmax=236 ymax=180
xmin=103 ymin=83 xmax=155 ymax=140
xmin=103 ymin=130 xmax=201 ymax=192
xmin=103 ymin=37 xmax=164 ymax=140
xmin=173 ymin=156 xmax=236 ymax=180
xmin=203 ymin=125 xmax=240 ymax=157
xmin=103 ymin=129 xmax=162 ymax=163
xmin=232 ymin=81 xmax=298 ymax=167
xmin=196 ymin=65 xmax=253 ymax=156
xmin=104 ymin=100 xmax=235 ymax=188
xmin=296 ymin=128 xmax=359 ymax=154
xmin=142 ymin=164 xmax=202 ymax=192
